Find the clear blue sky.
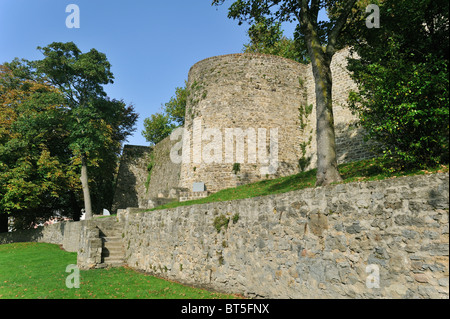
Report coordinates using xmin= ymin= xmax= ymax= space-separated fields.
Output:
xmin=0 ymin=0 xmax=298 ymax=146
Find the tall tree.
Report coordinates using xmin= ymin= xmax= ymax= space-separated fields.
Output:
xmin=213 ymin=0 xmax=358 ymax=185
xmin=164 ymin=83 xmax=189 ymax=127
xmin=33 ymin=42 xmax=133 ymax=220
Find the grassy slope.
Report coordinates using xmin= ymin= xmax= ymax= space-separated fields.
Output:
xmin=149 ymin=157 xmax=449 ymax=212
xmin=0 ymin=242 xmax=238 ymax=299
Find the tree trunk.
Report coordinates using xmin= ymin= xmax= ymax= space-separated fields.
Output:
xmin=69 ymin=191 xmax=82 ymax=221
xmin=297 ymin=1 xmax=345 ymax=187
xmin=309 ymin=50 xmax=343 ymax=186
xmin=80 ymin=154 xmax=93 ymax=220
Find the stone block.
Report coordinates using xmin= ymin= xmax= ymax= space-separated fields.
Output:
xmin=193 ymin=182 xmax=206 ymax=192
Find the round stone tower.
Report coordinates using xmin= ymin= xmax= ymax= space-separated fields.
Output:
xmin=178 ymin=53 xmax=309 ymax=193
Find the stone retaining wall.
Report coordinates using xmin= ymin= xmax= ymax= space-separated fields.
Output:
xmin=120 ymin=173 xmax=449 ymax=299
xmin=0 ymin=221 xmax=81 ymax=252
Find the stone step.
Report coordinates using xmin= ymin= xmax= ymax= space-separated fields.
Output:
xmin=101 ymin=234 xmax=125 ymax=263
xmin=103 ymin=245 xmax=123 ymax=253
xmin=103 ymin=239 xmax=123 ymax=246
xmin=102 ymin=235 xmax=122 ymax=240
xmin=103 ymin=256 xmax=124 ymax=262
xmin=101 ymin=236 xmax=123 ymax=243
xmin=102 ymin=247 xmax=124 ymax=256
xmin=103 ymin=246 xmax=123 ymax=252
xmin=96 ymin=260 xmax=125 ymax=268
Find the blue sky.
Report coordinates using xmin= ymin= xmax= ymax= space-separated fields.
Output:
xmin=0 ymin=0 xmax=299 ymax=146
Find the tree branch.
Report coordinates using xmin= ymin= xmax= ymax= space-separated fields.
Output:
xmin=296 ymin=0 xmax=323 ymax=53
xmin=326 ymin=0 xmax=358 ymax=55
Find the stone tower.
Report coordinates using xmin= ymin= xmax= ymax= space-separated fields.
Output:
xmin=177 ymin=50 xmax=372 ymax=193
xmin=178 ymin=53 xmax=307 ymax=193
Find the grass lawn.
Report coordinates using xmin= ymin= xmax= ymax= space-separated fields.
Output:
xmin=0 ymin=242 xmax=239 ymax=299
xmin=148 ymin=157 xmax=449 ymax=212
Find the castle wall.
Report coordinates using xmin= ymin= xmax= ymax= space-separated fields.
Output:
xmin=121 ymin=173 xmax=449 ymax=299
xmin=143 ymin=136 xmax=182 ymax=200
xmin=110 ymin=50 xmax=377 ymax=203
xmin=111 ymin=145 xmax=153 ymax=213
xmin=111 ymin=137 xmax=182 ymax=213
xmin=178 ymin=50 xmax=374 ymax=193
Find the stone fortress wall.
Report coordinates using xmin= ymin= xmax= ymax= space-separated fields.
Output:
xmin=179 ymin=48 xmax=374 ymax=194
xmin=112 ymin=49 xmax=375 ymax=211
xmin=111 ymin=145 xmax=153 ymax=212
xmin=111 ymin=138 xmax=182 ymax=212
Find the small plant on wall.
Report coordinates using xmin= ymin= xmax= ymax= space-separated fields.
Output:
xmin=213 ymin=214 xmax=230 ymax=233
xmin=232 ymin=163 xmax=241 ymax=175
xmin=145 ymin=153 xmax=155 ymax=191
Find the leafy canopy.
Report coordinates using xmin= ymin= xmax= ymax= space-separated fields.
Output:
xmin=142 ymin=83 xmax=188 ymax=146
xmin=347 ymin=0 xmax=449 ymax=167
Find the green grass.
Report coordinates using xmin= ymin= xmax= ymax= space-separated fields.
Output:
xmin=149 ymin=157 xmax=449 ymax=212
xmin=0 ymin=243 xmax=239 ymax=299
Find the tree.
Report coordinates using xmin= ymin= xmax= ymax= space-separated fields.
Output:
xmin=0 ymin=44 xmax=137 ymax=230
xmin=213 ymin=0 xmax=358 ymax=186
xmin=243 ymin=17 xmax=309 ymax=64
xmin=142 ymin=112 xmax=176 ymax=146
xmin=346 ymin=0 xmax=449 ymax=167
xmin=0 ymin=63 xmax=80 ymax=231
xmin=164 ymin=84 xmax=188 ymax=126
xmin=142 ymin=83 xmax=188 ymax=145
xmin=32 ymin=42 xmax=114 ymax=220
xmin=87 ymin=97 xmax=138 ymax=214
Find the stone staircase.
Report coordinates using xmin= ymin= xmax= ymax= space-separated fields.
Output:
xmin=99 ymin=223 xmax=125 ymax=268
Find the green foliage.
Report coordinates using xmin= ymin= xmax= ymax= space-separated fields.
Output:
xmin=232 ymin=213 xmax=240 ymax=224
xmin=243 ymin=17 xmax=309 ymax=64
xmin=164 ymin=83 xmax=188 ymax=126
xmin=34 ymin=42 xmax=114 ymax=106
xmin=232 ymin=163 xmax=241 ymax=175
xmin=298 ymin=103 xmax=313 ymax=130
xmin=0 ymin=65 xmax=79 ymax=228
xmin=213 ymin=214 xmax=230 ymax=233
xmin=142 ymin=112 xmax=176 ymax=146
xmin=142 ymin=82 xmax=188 ymax=146
xmin=347 ymin=0 xmax=449 ymax=168
xmin=0 ymin=42 xmax=137 ymax=228
xmin=298 ymin=102 xmax=313 ymax=171
xmin=213 ymin=0 xmax=357 ymax=56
